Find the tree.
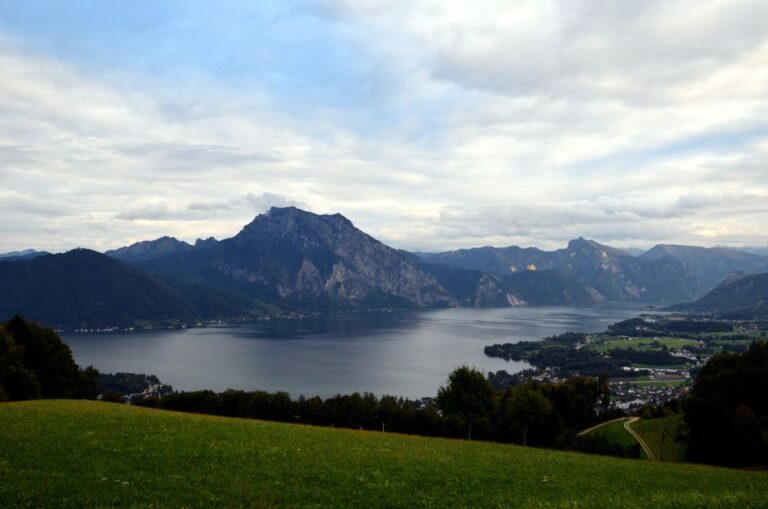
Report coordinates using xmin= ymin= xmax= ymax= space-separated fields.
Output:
xmin=683 ymin=341 xmax=768 ymax=466
xmin=1 ymin=316 xmax=98 ymax=400
xmin=436 ymin=366 xmax=494 ymax=440
xmin=0 ymin=326 xmax=40 ymax=401
xmin=500 ymin=384 xmax=553 ymax=446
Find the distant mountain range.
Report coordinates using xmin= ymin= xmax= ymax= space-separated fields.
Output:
xmin=639 ymin=244 xmax=768 ymax=287
xmin=419 ymin=238 xmax=711 ymax=303
xmin=105 ymin=236 xmax=219 ymax=263
xmin=3 ymin=206 xmax=768 ymax=328
xmin=0 ymin=249 xmax=50 ymax=261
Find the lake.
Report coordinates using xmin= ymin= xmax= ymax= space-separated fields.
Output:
xmin=62 ymin=306 xmax=642 ymax=398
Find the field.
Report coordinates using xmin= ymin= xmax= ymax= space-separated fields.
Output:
xmin=588 ymin=336 xmax=700 ymax=354
xmin=1 ymin=401 xmax=767 ymax=508
xmin=631 ymin=417 xmax=688 ymax=463
xmin=582 ymin=418 xmax=649 ymax=460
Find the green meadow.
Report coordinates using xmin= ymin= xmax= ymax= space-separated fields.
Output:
xmin=1 ymin=400 xmax=766 ymax=508
xmin=631 ymin=416 xmax=689 ymax=463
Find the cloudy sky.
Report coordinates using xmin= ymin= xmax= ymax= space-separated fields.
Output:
xmin=1 ymin=0 xmax=767 ymax=253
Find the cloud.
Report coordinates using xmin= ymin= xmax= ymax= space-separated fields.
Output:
xmin=115 ymin=203 xmax=172 ymax=221
xmin=187 ymin=201 xmax=233 ymax=212
xmin=0 ymin=2 xmax=767 ymax=253
xmin=244 ymin=192 xmax=307 ymax=212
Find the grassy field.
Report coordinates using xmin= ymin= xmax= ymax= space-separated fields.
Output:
xmin=588 ymin=336 xmax=700 ymax=354
xmin=631 ymin=417 xmax=688 ymax=463
xmin=583 ymin=419 xmax=649 ymax=460
xmin=1 ymin=401 xmax=767 ymax=508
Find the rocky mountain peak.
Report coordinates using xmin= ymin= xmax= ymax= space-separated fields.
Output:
xmin=566 ymin=237 xmax=629 ymax=257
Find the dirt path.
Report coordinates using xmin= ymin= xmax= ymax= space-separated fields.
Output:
xmin=624 ymin=417 xmax=654 ymax=460
xmin=576 ymin=417 xmax=629 ymax=437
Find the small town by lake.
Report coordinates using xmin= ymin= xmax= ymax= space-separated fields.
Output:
xmin=62 ymin=306 xmax=643 ymax=398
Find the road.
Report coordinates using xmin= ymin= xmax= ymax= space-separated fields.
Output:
xmin=576 ymin=417 xmax=628 ymax=437
xmin=624 ymin=417 xmax=654 ymax=460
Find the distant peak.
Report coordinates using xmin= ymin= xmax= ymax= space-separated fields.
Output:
xmin=567 ymin=238 xmax=629 ymax=256
xmin=250 ymin=206 xmax=353 ymax=227
xmin=266 ymin=205 xmax=302 ymax=215
xmin=567 ymin=237 xmax=593 ymax=249
xmin=194 ymin=237 xmax=218 ymax=249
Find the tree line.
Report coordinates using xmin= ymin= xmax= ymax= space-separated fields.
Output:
xmin=134 ymin=367 xmax=625 ymax=454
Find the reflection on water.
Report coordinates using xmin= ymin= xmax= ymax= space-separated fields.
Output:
xmin=62 ymin=306 xmax=641 ymax=398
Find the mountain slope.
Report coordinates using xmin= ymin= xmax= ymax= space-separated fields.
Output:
xmin=144 ymin=207 xmax=456 ymax=310
xmin=640 ymin=244 xmax=768 ymax=286
xmin=415 ymin=262 xmax=509 ymax=307
xmin=0 ymin=249 xmax=258 ymax=329
xmin=1 ymin=400 xmax=765 ymax=509
xmin=670 ymin=272 xmax=768 ymax=318
xmin=498 ymin=270 xmax=605 ymax=306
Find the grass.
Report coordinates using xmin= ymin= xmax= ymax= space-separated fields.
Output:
xmin=1 ymin=401 xmax=767 ymax=508
xmin=631 ymin=417 xmax=688 ymax=463
xmin=589 ymin=336 xmax=700 ymax=354
xmin=583 ymin=419 xmax=649 ymax=460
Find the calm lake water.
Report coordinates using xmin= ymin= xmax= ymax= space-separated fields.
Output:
xmin=62 ymin=306 xmax=642 ymax=398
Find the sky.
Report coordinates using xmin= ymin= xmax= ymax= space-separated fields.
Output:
xmin=1 ymin=0 xmax=767 ymax=253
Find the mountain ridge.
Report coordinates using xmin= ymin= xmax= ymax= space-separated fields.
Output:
xmin=0 ymin=249 xmax=261 ymax=329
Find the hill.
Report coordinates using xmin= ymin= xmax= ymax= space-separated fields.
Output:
xmin=0 ymin=400 xmax=765 ymax=508
xmin=670 ymin=272 xmax=768 ymax=318
xmin=0 ymin=249 xmax=259 ymax=329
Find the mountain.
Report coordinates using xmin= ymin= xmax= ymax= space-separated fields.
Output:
xmin=640 ymin=245 xmax=768 ymax=287
xmin=0 ymin=249 xmax=259 ymax=329
xmin=143 ymin=207 xmax=456 ymax=311
xmin=194 ymin=237 xmax=219 ymax=249
xmin=498 ymin=270 xmax=605 ymax=306
xmin=0 ymin=249 xmax=50 ymax=261
xmin=419 ymin=238 xmax=705 ymax=303
xmin=669 ymin=272 xmax=768 ymax=318
xmin=105 ymin=236 xmax=195 ymax=263
xmin=623 ymin=247 xmax=646 ymax=257
xmin=415 ymin=262 xmax=509 ymax=307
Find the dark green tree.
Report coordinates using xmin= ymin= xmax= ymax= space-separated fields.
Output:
xmin=436 ymin=366 xmax=495 ymax=440
xmin=2 ymin=316 xmax=98 ymax=399
xmin=683 ymin=341 xmax=768 ymax=466
xmin=499 ymin=384 xmax=553 ymax=446
xmin=0 ymin=326 xmax=41 ymax=401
